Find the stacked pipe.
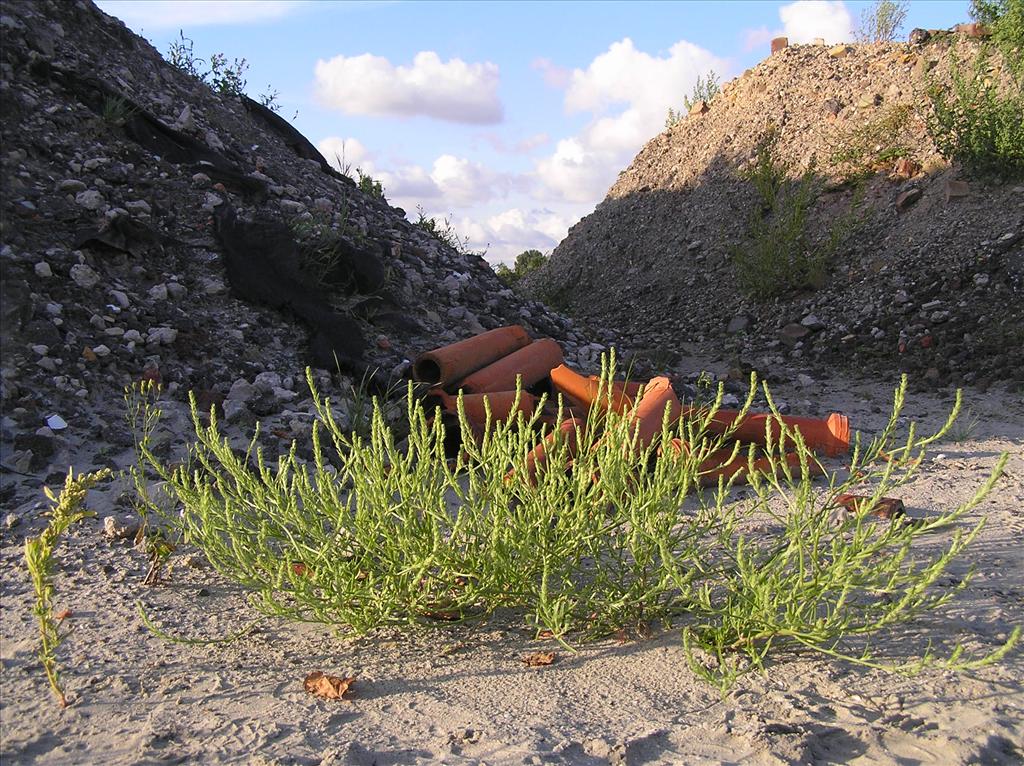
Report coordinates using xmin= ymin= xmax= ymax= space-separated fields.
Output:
xmin=413 ymin=326 xmax=851 ymax=483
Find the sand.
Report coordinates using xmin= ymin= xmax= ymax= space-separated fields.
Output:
xmin=2 ymin=372 xmax=1022 ymax=765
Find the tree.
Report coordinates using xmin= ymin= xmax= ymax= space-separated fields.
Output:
xmin=856 ymin=0 xmax=909 ymax=42
xmin=495 ymin=249 xmax=548 ymax=286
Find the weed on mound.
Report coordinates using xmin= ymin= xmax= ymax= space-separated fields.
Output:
xmin=130 ymin=357 xmax=1018 ymax=692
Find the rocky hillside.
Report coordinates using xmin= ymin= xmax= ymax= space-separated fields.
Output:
xmin=526 ymin=34 xmax=1024 ymax=390
xmin=0 ymin=0 xmax=615 ymax=487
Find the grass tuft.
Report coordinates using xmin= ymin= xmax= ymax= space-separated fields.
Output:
xmin=25 ymin=468 xmax=112 ymax=707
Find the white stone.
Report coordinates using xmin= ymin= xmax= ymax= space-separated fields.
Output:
xmin=70 ymin=264 xmax=100 ymax=289
xmin=34 ymin=262 xmax=52 ymax=278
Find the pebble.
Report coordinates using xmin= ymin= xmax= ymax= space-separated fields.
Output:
xmin=146 ymin=327 xmax=178 ymax=345
xmin=56 ymin=179 xmax=87 ymax=193
xmin=74 ymin=189 xmax=105 ymax=210
xmin=92 ymin=344 xmax=111 ymax=357
xmin=70 ymin=263 xmax=101 ymax=289
xmin=148 ymin=283 xmax=168 ymax=301
xmin=109 ymin=289 xmax=130 ymax=308
xmin=34 ymin=261 xmax=52 ymax=277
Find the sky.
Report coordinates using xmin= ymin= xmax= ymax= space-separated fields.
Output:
xmin=96 ymin=0 xmax=970 ymax=265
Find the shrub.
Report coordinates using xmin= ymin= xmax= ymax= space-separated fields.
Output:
xmin=495 ymin=249 xmax=548 ymax=286
xmin=413 ymin=205 xmax=485 ymax=258
xmin=855 ymin=0 xmax=909 ymax=42
xmin=134 ymin=362 xmax=1018 ymax=691
xmin=734 ymin=131 xmax=866 ymax=299
xmin=927 ymin=51 xmax=1024 ymax=178
xmin=829 ymin=104 xmax=914 ymax=177
xmin=356 ymin=169 xmax=386 ymax=200
xmin=972 ymin=0 xmax=1024 ymax=79
xmin=165 ymin=30 xmax=258 ymax=101
xmin=25 ymin=469 xmax=112 ymax=706
xmin=666 ymin=70 xmax=720 ymax=127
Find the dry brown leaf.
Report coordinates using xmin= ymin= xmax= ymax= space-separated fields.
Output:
xmin=54 ymin=609 xmax=72 ymax=621
xmin=522 ymin=651 xmax=557 ymax=667
xmin=537 ymin=629 xmax=555 ymax=640
xmin=303 ymin=671 xmax=355 ymax=700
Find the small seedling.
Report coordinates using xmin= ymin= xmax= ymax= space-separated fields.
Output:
xmin=25 ymin=468 xmax=111 ymax=707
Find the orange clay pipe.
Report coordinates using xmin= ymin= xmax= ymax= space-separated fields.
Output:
xmin=455 ymin=338 xmax=563 ymax=394
xmin=413 ymin=325 xmax=531 ymax=387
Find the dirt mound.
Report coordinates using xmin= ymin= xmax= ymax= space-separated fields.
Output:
xmin=0 ymin=0 xmax=618 ymax=483
xmin=525 ymin=36 xmax=1023 ymax=390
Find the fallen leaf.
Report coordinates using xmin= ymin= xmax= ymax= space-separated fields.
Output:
xmin=522 ymin=651 xmax=557 ymax=667
xmin=835 ymin=493 xmax=906 ymax=520
xmin=54 ymin=609 xmax=72 ymax=621
xmin=291 ymin=562 xmax=310 ymax=577
xmin=537 ymin=630 xmax=554 ymax=640
xmin=304 ymin=671 xmax=355 ymax=700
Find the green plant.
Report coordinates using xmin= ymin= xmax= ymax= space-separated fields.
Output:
xmin=495 ymin=249 xmax=549 ymax=286
xmin=855 ymin=0 xmax=909 ymax=42
xmin=947 ymin=406 xmax=981 ymax=443
xmin=972 ymin=0 xmax=1024 ymax=80
xmin=165 ymin=31 xmax=254 ymax=100
xmin=927 ymin=51 xmax=1024 ymax=178
xmin=356 ymin=169 xmax=386 ymax=200
xmin=167 ymin=30 xmax=205 ymax=80
xmin=829 ymin=104 xmax=914 ymax=177
xmin=134 ymin=360 xmax=1017 ymax=690
xmin=24 ymin=468 xmax=112 ymax=707
xmin=100 ymin=95 xmax=138 ymax=127
xmin=413 ymin=205 xmax=486 ymax=258
xmin=289 ymin=211 xmax=350 ymax=285
xmin=666 ymin=70 xmax=721 ymax=127
xmin=682 ymin=383 xmax=1018 ymax=692
xmin=257 ymin=86 xmax=282 ymax=113
xmin=734 ymin=131 xmax=865 ymax=299
xmin=125 ymin=381 xmax=177 ymax=585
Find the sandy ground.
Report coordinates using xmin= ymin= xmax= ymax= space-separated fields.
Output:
xmin=1 ymin=372 xmax=1022 ymax=765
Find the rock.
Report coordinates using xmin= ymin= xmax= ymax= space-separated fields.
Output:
xmin=110 ymin=289 xmax=130 ymax=308
xmin=69 ymin=263 xmax=101 ymax=289
xmin=13 ymin=431 xmax=54 ymax=469
xmin=771 ymin=36 xmax=788 ymax=53
xmin=973 ymin=273 xmax=990 ymax=288
xmin=124 ymin=199 xmax=151 ymax=216
xmin=146 ymin=327 xmax=177 ymax=345
xmin=148 ymin=283 xmax=168 ymax=301
xmin=222 ymin=398 xmax=251 ymax=424
xmin=955 ymin=22 xmax=989 ymax=38
xmin=92 ymin=344 xmax=111 ymax=357
xmin=172 ymin=105 xmax=194 ymax=132
xmin=56 ymin=179 xmax=87 ymax=193
xmin=74 ymin=189 xmax=105 ymax=210
xmin=166 ymin=282 xmax=187 ymax=300
xmin=727 ymin=315 xmax=750 ymax=334
xmin=45 ymin=413 xmax=67 ymax=430
xmin=796 ymin=374 xmax=815 ymax=388
xmin=280 ymin=199 xmax=306 ymax=215
xmin=227 ymin=378 xmax=256 ymax=402
xmin=893 ymin=158 xmax=921 ymax=179
xmin=908 ymin=28 xmax=931 ymax=45
xmin=123 ymin=329 xmax=142 ymax=343
xmin=103 ymin=515 xmax=128 ymax=540
xmin=4 ymin=513 xmax=19 ymax=530
xmin=689 ymin=100 xmax=709 ymax=116
xmin=205 ymin=130 xmax=225 ymax=151
xmin=191 ymin=172 xmax=211 ymax=188
xmin=829 ymin=44 xmax=851 ymax=58
xmin=857 ymin=93 xmax=882 ymax=109
xmin=800 ymin=314 xmax=824 ymax=331
xmin=895 ymin=188 xmax=922 ymax=212
xmin=945 ymin=179 xmax=970 ymax=202
xmin=34 ymin=261 xmax=52 ymax=278
xmin=780 ymin=323 xmax=810 ymax=346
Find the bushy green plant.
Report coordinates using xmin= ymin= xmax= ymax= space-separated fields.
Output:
xmin=100 ymin=95 xmax=138 ymax=128
xmin=666 ymin=70 xmax=721 ymax=127
xmin=972 ymin=0 xmax=1024 ymax=79
xmin=167 ymin=31 xmax=205 ymax=80
xmin=356 ymin=169 xmax=386 ymax=200
xmin=855 ymin=0 xmax=909 ymax=42
xmin=829 ymin=104 xmax=914 ymax=177
xmin=25 ymin=468 xmax=112 ymax=707
xmin=495 ymin=249 xmax=549 ymax=286
xmin=165 ymin=30 xmax=258 ymax=101
xmin=134 ymin=359 xmax=1017 ymax=690
xmin=413 ymin=205 xmax=485 ymax=258
xmin=734 ymin=131 xmax=865 ymax=299
xmin=927 ymin=51 xmax=1024 ymax=178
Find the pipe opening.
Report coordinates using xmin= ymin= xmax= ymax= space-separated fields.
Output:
xmin=413 ymin=358 xmax=442 ymax=385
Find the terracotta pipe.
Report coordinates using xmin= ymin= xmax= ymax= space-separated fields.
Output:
xmin=439 ymin=390 xmax=540 ymax=423
xmin=511 ymin=418 xmax=581 ymax=486
xmin=455 ymin=338 xmax=563 ymax=394
xmin=550 ymin=364 xmax=635 ymax=413
xmin=629 ymin=377 xmax=682 ymax=451
xmin=413 ymin=325 xmax=531 ymax=387
xmin=687 ymin=410 xmax=850 ymax=458
xmin=693 ymin=448 xmax=823 ymax=486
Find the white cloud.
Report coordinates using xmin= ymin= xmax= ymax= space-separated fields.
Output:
xmin=96 ymin=1 xmax=302 ymax=29
xmin=318 ymin=137 xmax=372 ymax=173
xmin=313 ymin=51 xmax=503 ymax=124
xmin=448 ymin=207 xmax=583 ymax=265
xmin=743 ymin=26 xmax=776 ymax=52
xmin=779 ymin=1 xmax=853 ymax=44
xmin=535 ymin=38 xmax=727 ymax=203
xmin=531 ymin=57 xmax=571 ymax=89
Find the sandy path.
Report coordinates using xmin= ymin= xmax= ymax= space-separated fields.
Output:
xmin=2 ymin=374 xmax=1022 ymax=765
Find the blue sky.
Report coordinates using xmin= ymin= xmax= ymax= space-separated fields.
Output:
xmin=97 ymin=0 xmax=970 ymax=264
